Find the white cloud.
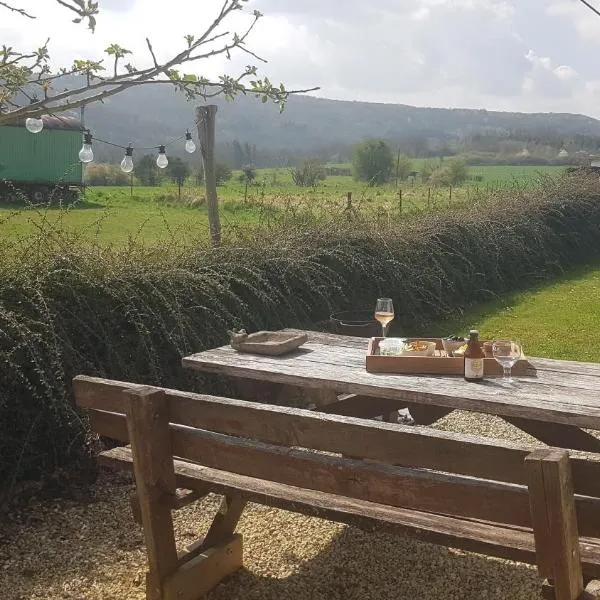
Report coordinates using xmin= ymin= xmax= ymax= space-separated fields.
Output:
xmin=554 ymin=65 xmax=578 ymax=80
xmin=2 ymin=0 xmax=600 ymax=116
xmin=547 ymin=0 xmax=600 ymax=42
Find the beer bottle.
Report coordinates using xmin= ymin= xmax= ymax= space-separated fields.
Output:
xmin=464 ymin=329 xmax=485 ymax=382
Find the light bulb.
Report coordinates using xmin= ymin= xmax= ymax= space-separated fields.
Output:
xmin=156 ymin=145 xmax=168 ymax=169
xmin=78 ymin=131 xmax=94 ymax=163
xmin=185 ymin=131 xmax=196 ymax=154
xmin=120 ymin=145 xmax=134 ymax=173
xmin=26 ymin=117 xmax=44 ymax=134
xmin=79 ymin=144 xmax=94 ymax=163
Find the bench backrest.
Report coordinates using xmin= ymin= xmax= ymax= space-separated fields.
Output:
xmin=73 ymin=375 xmax=600 ymax=538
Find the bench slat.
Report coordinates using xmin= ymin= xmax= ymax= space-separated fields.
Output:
xmin=74 ymin=376 xmax=600 ymax=498
xmin=87 ymin=409 xmax=600 ymax=536
xmin=99 ymin=446 xmax=600 ymax=578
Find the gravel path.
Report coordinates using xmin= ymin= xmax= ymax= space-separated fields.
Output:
xmin=0 ymin=412 xmax=546 ymax=600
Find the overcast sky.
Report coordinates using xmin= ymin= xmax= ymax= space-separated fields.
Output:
xmin=3 ymin=0 xmax=600 ymax=117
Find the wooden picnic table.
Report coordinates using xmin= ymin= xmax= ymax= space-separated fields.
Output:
xmin=182 ymin=330 xmax=600 ymax=453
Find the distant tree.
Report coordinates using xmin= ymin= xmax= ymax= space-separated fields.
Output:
xmin=167 ymin=157 xmax=191 ymax=199
xmin=447 ymin=157 xmax=469 ymax=184
xmin=395 ymin=153 xmax=412 ymax=183
xmin=427 ymin=157 xmax=469 ymax=186
xmin=244 ymin=142 xmax=253 ymax=165
xmin=136 ymin=154 xmax=161 ymax=186
xmin=421 ymin=160 xmax=437 ymax=182
xmin=215 ymin=163 xmax=232 ymax=186
xmin=232 ymin=140 xmax=244 ymax=169
xmin=352 ymin=140 xmax=394 ymax=185
xmin=427 ymin=166 xmax=453 ymax=187
xmin=238 ymin=165 xmax=257 ymax=201
xmin=192 ymin=165 xmax=204 ymax=186
xmin=85 ymin=163 xmax=129 ymax=186
xmin=238 ymin=165 xmax=256 ymax=184
xmin=291 ymin=158 xmax=326 ymax=187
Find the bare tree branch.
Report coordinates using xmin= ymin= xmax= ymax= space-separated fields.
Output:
xmin=0 ymin=1 xmax=33 ymax=18
xmin=0 ymin=0 xmax=319 ymax=125
xmin=578 ymin=0 xmax=600 ymax=18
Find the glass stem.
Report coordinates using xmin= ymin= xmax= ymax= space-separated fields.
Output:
xmin=503 ymin=366 xmax=511 ymax=382
xmin=382 ymin=323 xmax=386 ymax=338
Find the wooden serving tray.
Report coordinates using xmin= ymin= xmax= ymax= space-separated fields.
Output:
xmin=230 ymin=331 xmax=308 ymax=356
xmin=366 ymin=338 xmax=531 ymax=376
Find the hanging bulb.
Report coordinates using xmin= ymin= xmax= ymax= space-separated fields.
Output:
xmin=78 ymin=131 xmax=94 ymax=163
xmin=156 ymin=145 xmax=169 ymax=169
xmin=120 ymin=145 xmax=134 ymax=173
xmin=25 ymin=116 xmax=44 ymax=134
xmin=25 ymin=98 xmax=44 ymax=133
xmin=184 ymin=131 xmax=196 ymax=154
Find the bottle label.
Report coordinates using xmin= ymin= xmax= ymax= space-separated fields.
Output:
xmin=465 ymin=358 xmax=484 ymax=379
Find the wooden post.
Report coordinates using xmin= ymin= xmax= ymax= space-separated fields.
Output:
xmin=196 ymin=105 xmax=221 ymax=246
xmin=525 ymin=449 xmax=584 ymax=600
xmin=395 ymin=147 xmax=401 ymax=189
xmin=427 ymin=187 xmax=431 ymax=209
xmin=124 ymin=387 xmax=178 ymax=600
xmin=449 ymin=185 xmax=452 ymax=204
xmin=398 ymin=189 xmax=402 ymax=213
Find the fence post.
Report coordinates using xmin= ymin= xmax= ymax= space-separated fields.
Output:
xmin=398 ymin=189 xmax=402 ymax=214
xmin=197 ymin=105 xmax=221 ymax=247
xmin=449 ymin=185 xmax=452 ymax=204
xmin=428 ymin=187 xmax=431 ymax=209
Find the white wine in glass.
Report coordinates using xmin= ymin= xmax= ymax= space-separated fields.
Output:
xmin=375 ymin=298 xmax=394 ymax=338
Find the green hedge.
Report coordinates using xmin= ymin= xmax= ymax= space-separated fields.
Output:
xmin=1 ymin=174 xmax=600 ymax=501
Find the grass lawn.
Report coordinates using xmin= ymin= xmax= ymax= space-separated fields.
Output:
xmin=0 ymin=164 xmax=570 ymax=245
xmin=416 ymin=264 xmax=600 ymax=363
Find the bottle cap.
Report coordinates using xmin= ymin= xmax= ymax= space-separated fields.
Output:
xmin=469 ymin=329 xmax=479 ymax=336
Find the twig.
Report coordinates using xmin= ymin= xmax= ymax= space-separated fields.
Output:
xmin=578 ymin=0 xmax=600 ymax=18
xmin=0 ymin=1 xmax=35 ymax=17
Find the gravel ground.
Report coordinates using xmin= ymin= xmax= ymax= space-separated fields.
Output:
xmin=0 ymin=411 xmax=545 ymax=600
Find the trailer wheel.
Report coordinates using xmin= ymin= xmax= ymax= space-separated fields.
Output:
xmin=30 ymin=187 xmax=49 ymax=204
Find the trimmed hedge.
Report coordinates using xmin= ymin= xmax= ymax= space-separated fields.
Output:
xmin=1 ymin=174 xmax=600 ymax=501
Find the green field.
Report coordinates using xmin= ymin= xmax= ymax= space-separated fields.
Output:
xmin=414 ymin=263 xmax=600 ymax=363
xmin=0 ymin=164 xmax=570 ymax=245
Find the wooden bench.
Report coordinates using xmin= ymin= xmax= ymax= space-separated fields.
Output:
xmin=73 ymin=375 xmax=600 ymax=600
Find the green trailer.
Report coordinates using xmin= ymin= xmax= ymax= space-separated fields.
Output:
xmin=0 ymin=116 xmax=83 ymax=203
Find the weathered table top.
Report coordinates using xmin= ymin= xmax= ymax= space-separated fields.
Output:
xmin=182 ymin=330 xmax=600 ymax=430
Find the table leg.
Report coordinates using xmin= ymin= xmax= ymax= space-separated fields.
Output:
xmin=232 ymin=377 xmax=303 ymax=406
xmin=503 ymin=416 xmax=600 ymax=452
xmin=404 ymin=403 xmax=453 ymax=426
xmin=232 ymin=377 xmax=339 ymax=409
xmin=317 ymin=395 xmax=403 ymax=419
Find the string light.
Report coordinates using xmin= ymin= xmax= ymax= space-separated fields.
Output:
xmin=25 ymin=109 xmax=204 ymax=171
xmin=78 ymin=131 xmax=94 ymax=163
xmin=120 ymin=145 xmax=134 ymax=173
xmin=156 ymin=145 xmax=169 ymax=169
xmin=185 ymin=131 xmax=196 ymax=154
xmin=25 ymin=99 xmax=44 ymax=134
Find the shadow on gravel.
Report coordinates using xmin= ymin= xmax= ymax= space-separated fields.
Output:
xmin=0 ymin=469 xmax=542 ymax=600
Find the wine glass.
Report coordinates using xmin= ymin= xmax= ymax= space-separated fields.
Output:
xmin=375 ymin=298 xmax=394 ymax=338
xmin=492 ymin=340 xmax=522 ymax=384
